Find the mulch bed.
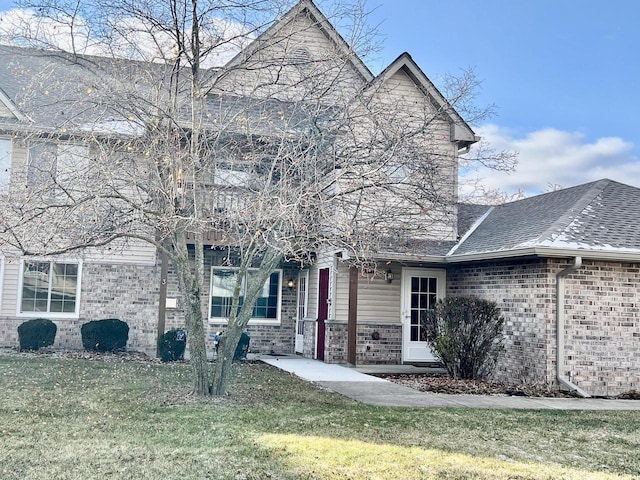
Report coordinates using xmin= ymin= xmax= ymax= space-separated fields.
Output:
xmin=376 ymin=373 xmax=640 ymax=399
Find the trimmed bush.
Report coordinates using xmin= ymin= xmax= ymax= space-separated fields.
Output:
xmin=81 ymin=319 xmax=129 ymax=352
xmin=158 ymin=329 xmax=187 ymax=362
xmin=17 ymin=318 xmax=57 ymax=351
xmin=213 ymin=331 xmax=250 ymax=361
xmin=234 ymin=332 xmax=250 ymax=361
xmin=422 ymin=296 xmax=504 ymax=380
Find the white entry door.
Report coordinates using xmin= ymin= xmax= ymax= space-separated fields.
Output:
xmin=401 ymin=268 xmax=446 ymax=362
xmin=294 ymin=270 xmax=309 ymax=353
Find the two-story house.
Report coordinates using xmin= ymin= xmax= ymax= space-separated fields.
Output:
xmin=0 ymin=0 xmax=638 ymax=397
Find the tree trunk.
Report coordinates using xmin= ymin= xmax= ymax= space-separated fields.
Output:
xmin=210 ymin=327 xmax=241 ymax=395
xmin=184 ymin=285 xmax=212 ymax=396
xmin=209 ymin=246 xmax=282 ymax=395
xmin=172 ymin=228 xmax=212 ymax=396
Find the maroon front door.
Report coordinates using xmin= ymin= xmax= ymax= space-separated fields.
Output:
xmin=317 ymin=268 xmax=330 ymax=360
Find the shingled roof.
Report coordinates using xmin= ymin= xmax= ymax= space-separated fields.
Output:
xmin=0 ymin=44 xmax=326 ymax=137
xmin=450 ymin=179 xmax=640 ymax=260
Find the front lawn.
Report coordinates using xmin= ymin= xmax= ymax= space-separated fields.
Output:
xmin=0 ymin=352 xmax=638 ymax=479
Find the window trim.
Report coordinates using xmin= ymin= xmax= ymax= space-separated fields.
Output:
xmin=17 ymin=258 xmax=82 ymax=319
xmin=0 ymin=137 xmax=11 ymax=194
xmin=208 ymin=266 xmax=283 ymax=325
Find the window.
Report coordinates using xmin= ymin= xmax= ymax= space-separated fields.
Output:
xmin=0 ymin=138 xmax=11 ymax=193
xmin=27 ymin=142 xmax=89 ymax=191
xmin=19 ymin=260 xmax=81 ymax=317
xmin=209 ymin=268 xmax=282 ymax=322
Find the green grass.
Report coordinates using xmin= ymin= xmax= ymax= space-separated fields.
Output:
xmin=1 ymin=353 xmax=639 ymax=479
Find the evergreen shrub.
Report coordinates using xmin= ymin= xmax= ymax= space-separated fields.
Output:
xmin=17 ymin=318 xmax=57 ymax=351
xmin=158 ymin=329 xmax=187 ymax=362
xmin=81 ymin=318 xmax=129 ymax=352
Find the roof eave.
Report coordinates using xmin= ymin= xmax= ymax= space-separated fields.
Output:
xmin=373 ymin=252 xmax=448 ymax=263
xmin=446 ymin=246 xmax=640 ymax=263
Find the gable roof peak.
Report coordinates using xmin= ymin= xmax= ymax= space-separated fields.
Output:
xmin=221 ymin=0 xmax=373 ymax=82
xmin=371 ymin=51 xmax=477 ymax=148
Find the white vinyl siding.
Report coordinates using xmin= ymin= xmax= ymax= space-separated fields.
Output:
xmin=83 ymin=239 xmax=157 ymax=265
xmin=356 ymin=265 xmax=402 ymax=324
xmin=27 ymin=142 xmax=89 ymax=192
xmin=333 ymin=263 xmax=350 ymax=322
xmin=0 ymin=100 xmax=13 ymax=118
xmin=215 ymin=11 xmax=366 ymax=103
xmin=1 ymin=260 xmax=19 ymax=317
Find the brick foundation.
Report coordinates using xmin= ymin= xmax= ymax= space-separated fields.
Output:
xmin=322 ymin=320 xmax=402 ymax=365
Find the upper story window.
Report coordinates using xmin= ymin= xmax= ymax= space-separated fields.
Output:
xmin=209 ymin=267 xmax=282 ymax=323
xmin=0 ymin=138 xmax=11 ymax=194
xmin=27 ymin=142 xmax=89 ymax=192
xmin=19 ymin=260 xmax=82 ymax=317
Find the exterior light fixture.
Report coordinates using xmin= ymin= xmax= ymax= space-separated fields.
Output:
xmin=287 ymin=278 xmax=295 ymax=289
xmin=384 ymin=269 xmax=394 ymax=284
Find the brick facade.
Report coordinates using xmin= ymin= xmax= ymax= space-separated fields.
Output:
xmin=322 ymin=320 xmax=402 ymax=365
xmin=0 ymin=260 xmax=161 ymax=354
xmin=0 ymin=249 xmax=298 ymax=358
xmin=163 ymin=249 xmax=298 ymax=356
xmin=447 ymin=258 xmax=640 ymax=396
xmin=561 ymin=259 xmax=640 ymax=396
xmin=356 ymin=323 xmax=402 ymax=364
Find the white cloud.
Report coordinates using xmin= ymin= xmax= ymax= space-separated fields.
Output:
xmin=0 ymin=8 xmax=93 ymax=51
xmin=461 ymin=124 xmax=640 ymax=200
xmin=0 ymin=8 xmax=252 ymax=67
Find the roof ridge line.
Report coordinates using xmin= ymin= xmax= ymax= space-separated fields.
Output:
xmin=540 ymin=179 xmax=609 ymax=243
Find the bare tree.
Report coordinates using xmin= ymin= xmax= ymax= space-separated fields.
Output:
xmin=0 ymin=0 xmax=514 ymax=395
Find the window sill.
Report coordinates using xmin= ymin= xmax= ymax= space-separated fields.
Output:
xmin=209 ymin=318 xmax=281 ymax=326
xmin=17 ymin=312 xmax=80 ymax=320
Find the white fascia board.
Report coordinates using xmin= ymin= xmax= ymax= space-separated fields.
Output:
xmin=0 ymin=89 xmax=30 ymax=122
xmin=372 ymin=252 xmax=448 ymax=263
xmin=445 ymin=247 xmax=640 ymax=263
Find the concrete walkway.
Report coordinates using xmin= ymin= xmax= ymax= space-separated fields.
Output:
xmin=260 ymin=356 xmax=640 ymax=410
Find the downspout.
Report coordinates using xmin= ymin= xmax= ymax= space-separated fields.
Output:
xmin=556 ymin=256 xmax=591 ymax=397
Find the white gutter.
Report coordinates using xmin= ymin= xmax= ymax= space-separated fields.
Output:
xmin=445 ymin=246 xmax=640 ymax=264
xmin=555 ymin=256 xmax=591 ymax=398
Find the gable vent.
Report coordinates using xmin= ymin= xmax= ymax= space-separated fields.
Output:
xmin=291 ymin=47 xmax=311 ymax=63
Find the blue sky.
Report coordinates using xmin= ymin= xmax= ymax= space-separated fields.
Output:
xmin=1 ymin=0 xmax=638 ymax=197
xmin=366 ymin=0 xmax=640 ymax=197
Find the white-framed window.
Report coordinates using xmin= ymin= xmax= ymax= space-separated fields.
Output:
xmin=297 ymin=270 xmax=309 ymax=322
xmin=0 ymin=137 xmax=11 ymax=194
xmin=27 ymin=141 xmax=89 ymax=191
xmin=209 ymin=267 xmax=282 ymax=323
xmin=18 ymin=259 xmax=82 ymax=318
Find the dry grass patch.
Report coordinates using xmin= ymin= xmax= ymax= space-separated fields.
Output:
xmin=1 ymin=352 xmax=639 ymax=479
